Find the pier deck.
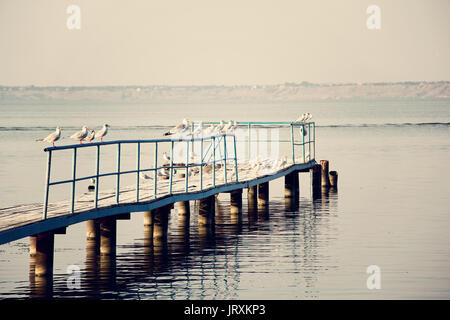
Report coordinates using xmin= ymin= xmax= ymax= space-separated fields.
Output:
xmin=0 ymin=159 xmax=315 ymax=245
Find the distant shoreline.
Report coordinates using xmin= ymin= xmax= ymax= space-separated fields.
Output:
xmin=1 ymin=81 xmax=449 ymax=103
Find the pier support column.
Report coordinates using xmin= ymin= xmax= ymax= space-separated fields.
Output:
xmin=284 ymin=171 xmax=299 ymax=211
xmin=30 ymin=231 xmax=55 ymax=277
xmin=86 ymin=219 xmax=100 ymax=242
xmin=199 ymin=195 xmax=215 ymax=226
xmin=153 ymin=206 xmax=170 ymax=241
xmin=311 ymin=164 xmax=322 ymax=199
xmin=320 ymin=160 xmax=331 ymax=188
xmin=176 ymin=201 xmax=190 ymax=220
xmin=230 ymin=189 xmax=243 ymax=224
xmin=257 ymin=182 xmax=269 ymax=210
xmin=329 ymin=171 xmax=338 ymax=189
xmin=177 ymin=202 xmax=190 ymax=232
xmin=230 ymin=189 xmax=243 ymax=215
xmin=284 ymin=172 xmax=299 ymax=198
xmin=144 ymin=210 xmax=153 ymax=227
xmin=99 ymin=217 xmax=117 ymax=256
xmin=248 ymin=186 xmax=257 ymax=206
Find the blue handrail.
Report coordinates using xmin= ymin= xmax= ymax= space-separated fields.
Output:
xmin=41 ymin=122 xmax=315 ymax=219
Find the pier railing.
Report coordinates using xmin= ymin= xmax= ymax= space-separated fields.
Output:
xmin=42 ymin=121 xmax=315 ymax=219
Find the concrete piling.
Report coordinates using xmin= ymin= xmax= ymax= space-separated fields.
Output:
xmin=230 ymin=189 xmax=243 ymax=215
xmin=329 ymin=170 xmax=338 ymax=188
xmin=153 ymin=206 xmax=170 ymax=240
xmin=99 ymin=217 xmax=117 ymax=256
xmin=311 ymin=164 xmax=322 ymax=199
xmin=30 ymin=231 xmax=55 ymax=277
xmin=198 ymin=195 xmax=215 ymax=226
xmin=257 ymin=182 xmax=269 ymax=209
xmin=86 ymin=219 xmax=100 ymax=241
xmin=320 ymin=160 xmax=331 ymax=188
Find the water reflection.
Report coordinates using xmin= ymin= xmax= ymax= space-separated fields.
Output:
xmin=27 ymin=185 xmax=339 ymax=299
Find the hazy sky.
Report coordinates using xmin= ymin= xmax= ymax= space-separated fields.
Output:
xmin=0 ymin=0 xmax=449 ymax=86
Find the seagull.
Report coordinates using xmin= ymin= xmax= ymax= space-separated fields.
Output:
xmin=222 ymin=120 xmax=234 ymax=133
xmin=164 ymin=118 xmax=189 ymax=136
xmin=215 ymin=120 xmax=225 ymax=134
xmin=163 ymin=152 xmax=171 ymax=163
xmin=192 ymin=125 xmax=202 ymax=137
xmin=83 ymin=130 xmax=95 ymax=142
xmin=88 ymin=178 xmax=96 ymax=191
xmin=203 ymin=124 xmax=215 ymax=136
xmin=96 ymin=124 xmax=109 ymax=142
xmin=140 ymin=172 xmax=153 ymax=180
xmin=278 ymin=157 xmax=287 ymax=169
xmin=225 ymin=120 xmax=238 ymax=134
xmin=295 ymin=114 xmax=307 ymax=122
xmin=37 ymin=126 xmax=61 ymax=147
xmin=70 ymin=126 xmax=89 ymax=144
xmin=157 ymin=170 xmax=170 ymax=178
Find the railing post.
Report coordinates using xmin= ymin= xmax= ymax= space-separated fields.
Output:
xmin=308 ymin=123 xmax=311 ymax=162
xmin=233 ymin=135 xmax=238 ymax=182
xmin=95 ymin=145 xmax=100 ymax=209
xmin=116 ymin=143 xmax=121 ymax=204
xmin=200 ymin=137 xmax=204 ymax=191
xmin=248 ymin=123 xmax=251 ymax=160
xmin=212 ymin=136 xmax=215 ymax=188
xmin=42 ymin=150 xmax=52 ymax=219
xmin=302 ymin=124 xmax=306 ymax=163
xmin=71 ymin=148 xmax=77 ymax=213
xmin=223 ymin=134 xmax=228 ymax=184
xmin=290 ymin=124 xmax=295 ymax=164
xmin=169 ymin=141 xmax=174 ymax=194
xmin=136 ymin=142 xmax=140 ymax=202
xmin=313 ymin=122 xmax=316 ymax=160
xmin=154 ymin=142 xmax=158 ymax=199
xmin=185 ymin=140 xmax=189 ymax=192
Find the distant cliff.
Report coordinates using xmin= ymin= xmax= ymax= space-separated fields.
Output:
xmin=1 ymin=81 xmax=449 ymax=103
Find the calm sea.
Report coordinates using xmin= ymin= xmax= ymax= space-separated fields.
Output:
xmin=0 ymin=100 xmax=449 ymax=299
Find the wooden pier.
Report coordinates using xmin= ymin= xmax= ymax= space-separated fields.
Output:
xmin=0 ymin=121 xmax=338 ymax=286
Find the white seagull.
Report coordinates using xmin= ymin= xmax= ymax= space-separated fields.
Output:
xmin=222 ymin=120 xmax=234 ymax=133
xmin=140 ymin=172 xmax=153 ymax=180
xmin=214 ymin=120 xmax=225 ymax=134
xmin=70 ymin=126 xmax=89 ymax=144
xmin=96 ymin=124 xmax=109 ymax=142
xmin=163 ymin=152 xmax=171 ymax=163
xmin=83 ymin=130 xmax=95 ymax=142
xmin=295 ymin=114 xmax=307 ymax=122
xmin=164 ymin=118 xmax=189 ymax=136
xmin=38 ymin=126 xmax=62 ymax=147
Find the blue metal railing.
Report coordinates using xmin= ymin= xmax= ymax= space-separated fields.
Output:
xmin=42 ymin=121 xmax=315 ymax=219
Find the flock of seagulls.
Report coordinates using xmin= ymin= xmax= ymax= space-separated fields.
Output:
xmin=38 ymin=124 xmax=110 ymax=147
xmin=295 ymin=113 xmax=313 ymax=123
xmin=295 ymin=113 xmax=313 ymax=136
xmin=163 ymin=119 xmax=238 ymax=138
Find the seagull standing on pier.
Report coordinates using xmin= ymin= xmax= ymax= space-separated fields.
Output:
xmin=164 ymin=118 xmax=189 ymax=136
xmin=70 ymin=126 xmax=89 ymax=144
xmin=38 ymin=126 xmax=62 ymax=147
xmin=214 ymin=120 xmax=225 ymax=134
xmin=140 ymin=172 xmax=153 ymax=181
xmin=83 ymin=130 xmax=95 ymax=142
xmin=96 ymin=124 xmax=109 ymax=142
xmin=296 ymin=114 xmax=307 ymax=122
xmin=163 ymin=152 xmax=171 ymax=164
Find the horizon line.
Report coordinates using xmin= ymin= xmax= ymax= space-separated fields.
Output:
xmin=1 ymin=80 xmax=449 ymax=88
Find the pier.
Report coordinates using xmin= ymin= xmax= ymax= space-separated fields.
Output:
xmin=0 ymin=121 xmax=338 ymax=294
